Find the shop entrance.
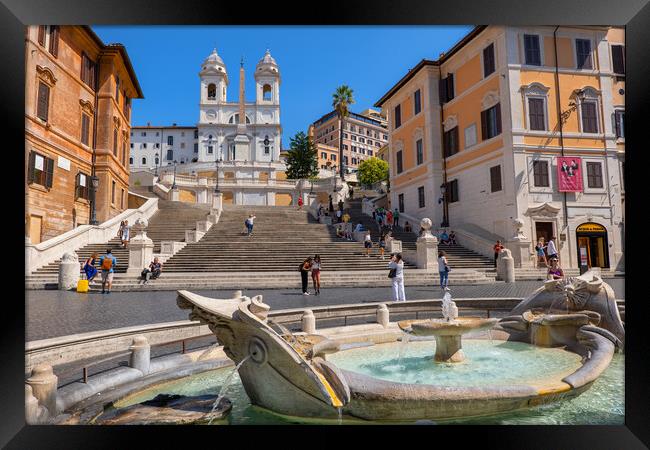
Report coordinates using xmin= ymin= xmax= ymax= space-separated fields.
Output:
xmin=576 ymin=223 xmax=609 ymax=268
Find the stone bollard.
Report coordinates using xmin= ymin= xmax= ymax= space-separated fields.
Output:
xmin=377 ymin=304 xmax=390 ymax=327
xmin=26 ymin=364 xmax=58 ymax=416
xmin=25 ymin=384 xmax=48 ymax=424
xmin=58 ymin=252 xmax=79 ymax=290
xmin=233 ymin=290 xmax=243 ymax=299
xmin=497 ymin=249 xmax=516 ymax=283
xmin=302 ymin=310 xmax=316 ymax=334
xmin=129 ymin=336 xmax=151 ymax=375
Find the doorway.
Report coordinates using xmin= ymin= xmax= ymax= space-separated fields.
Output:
xmin=29 ymin=215 xmax=42 ymax=244
xmin=535 ymin=221 xmax=554 ymax=244
xmin=576 ymin=222 xmax=609 ymax=268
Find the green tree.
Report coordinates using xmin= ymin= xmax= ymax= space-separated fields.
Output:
xmin=332 ymin=85 xmax=355 ymax=180
xmin=357 ymin=157 xmax=389 ymax=186
xmin=285 ymin=131 xmax=319 ymax=180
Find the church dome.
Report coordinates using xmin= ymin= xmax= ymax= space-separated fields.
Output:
xmin=256 ymin=49 xmax=279 ymax=74
xmin=201 ymin=48 xmax=227 ymax=74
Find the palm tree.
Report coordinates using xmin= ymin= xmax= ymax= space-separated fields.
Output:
xmin=332 ymin=85 xmax=355 ymax=181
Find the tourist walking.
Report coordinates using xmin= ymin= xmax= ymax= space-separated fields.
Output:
xmin=311 ymin=254 xmax=322 ymax=295
xmin=83 ymin=252 xmax=99 ymax=283
xmin=349 ymin=187 xmax=354 ymax=199
xmin=493 ymin=240 xmax=504 ymax=267
xmin=386 ymin=210 xmax=394 ymax=230
xmin=376 ymin=211 xmax=384 ymax=233
xmin=117 ymin=220 xmax=125 ymax=239
xmin=546 ymin=236 xmax=559 ymax=261
xmin=388 ymin=253 xmax=406 ymax=302
xmin=297 ymin=196 xmax=304 ymax=210
xmin=438 ymin=250 xmax=450 ymax=290
xmin=379 ymin=233 xmax=387 ymax=259
xmin=245 ymin=214 xmax=256 ymax=236
xmin=335 ymin=208 xmax=342 ymax=223
xmin=535 ymin=238 xmax=548 ymax=268
xmin=393 ymin=208 xmax=400 ymax=228
xmin=99 ymin=249 xmax=117 ymax=294
xmin=121 ymin=220 xmax=130 ymax=248
xmin=300 ymin=257 xmax=313 ymax=295
xmin=547 ymin=257 xmax=564 ymax=280
xmin=328 ymin=195 xmax=334 ymax=213
xmin=364 ymin=230 xmax=373 ymax=257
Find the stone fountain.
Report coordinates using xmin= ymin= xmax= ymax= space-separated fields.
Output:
xmin=397 ymin=291 xmax=498 ymax=362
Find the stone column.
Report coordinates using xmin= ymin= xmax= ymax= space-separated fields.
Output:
xmin=497 ymin=248 xmax=516 ymax=283
xmin=212 ymin=192 xmax=223 ymax=211
xmin=25 ymin=384 xmax=48 ymax=424
xmin=416 ymin=218 xmax=439 ymax=271
xmin=302 ymin=310 xmax=316 ymax=334
xmin=129 ymin=336 xmax=151 ymax=375
xmin=58 ymin=252 xmax=79 ymax=290
xmin=127 ymin=219 xmax=154 ymax=274
xmin=377 ymin=304 xmax=389 ymax=327
xmin=26 ymin=365 xmax=58 ymax=416
xmin=170 ymin=188 xmax=180 ymax=201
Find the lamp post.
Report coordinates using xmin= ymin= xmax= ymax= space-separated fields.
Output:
xmin=172 ymin=160 xmax=178 ymax=189
xmin=89 ymin=176 xmax=99 ymax=225
xmin=215 ymin=156 xmax=222 ymax=193
xmin=154 ymin=152 xmax=159 ymax=176
xmin=440 ymin=183 xmax=449 ymax=228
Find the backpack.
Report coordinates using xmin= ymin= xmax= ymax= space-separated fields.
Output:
xmin=101 ymin=256 xmax=113 ymax=271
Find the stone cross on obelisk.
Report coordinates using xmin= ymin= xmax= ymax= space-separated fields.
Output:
xmin=233 ymin=56 xmax=250 ymax=160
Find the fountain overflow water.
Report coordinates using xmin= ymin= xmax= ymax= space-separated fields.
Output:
xmin=207 ymin=356 xmax=250 ymax=425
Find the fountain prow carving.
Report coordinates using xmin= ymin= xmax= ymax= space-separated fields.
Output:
xmin=177 ymin=290 xmax=348 ymax=417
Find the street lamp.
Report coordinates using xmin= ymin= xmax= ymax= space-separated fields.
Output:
xmin=154 ymin=152 xmax=159 ymax=176
xmin=89 ymin=176 xmax=100 ymax=225
xmin=215 ymin=156 xmax=222 ymax=193
xmin=439 ymin=183 xmax=449 ymax=228
xmin=172 ymin=160 xmax=178 ymax=189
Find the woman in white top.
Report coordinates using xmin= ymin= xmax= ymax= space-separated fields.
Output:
xmin=311 ymin=254 xmax=322 ymax=295
xmin=121 ymin=220 xmax=130 ymax=248
xmin=438 ymin=250 xmax=450 ymax=290
xmin=388 ymin=253 xmax=406 ymax=302
xmin=364 ymin=230 xmax=373 ymax=257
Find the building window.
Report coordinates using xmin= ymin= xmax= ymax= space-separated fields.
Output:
xmin=125 ymin=97 xmax=130 ymax=120
xmin=575 ymin=39 xmax=592 ymax=70
xmin=464 ymin=124 xmax=477 ymax=148
xmin=368 ymin=150 xmax=373 ymax=156
xmin=207 ymin=146 xmax=213 ymax=154
xmin=115 ymin=76 xmax=120 ymax=103
xmin=113 ymin=128 xmax=118 ymax=156
xmin=81 ymin=113 xmax=91 ymax=146
xmin=394 ymin=104 xmax=401 ymax=128
xmin=142 ymin=157 xmax=147 ymax=165
xmin=207 ymin=83 xmax=216 ymax=99
xmin=75 ymin=172 xmax=89 ymax=200
xmin=483 ymin=43 xmax=495 ymax=77
xmin=331 ymin=154 xmax=337 ymax=161
xmin=37 ymin=26 xmax=46 ymax=46
xmin=414 ymin=89 xmax=422 ymax=115
xmin=586 ymin=162 xmax=603 ymax=188
xmin=343 ymin=156 xmax=348 ymax=165
xmin=398 ymin=193 xmax=405 ymax=213
xmin=194 ymin=143 xmax=199 ymax=153
xmin=447 ymin=179 xmax=459 ymax=203
xmin=614 ymin=110 xmax=625 ymax=138
xmin=416 ymin=139 xmax=424 ymax=165
xmin=581 ymin=101 xmax=598 ymax=133
xmin=439 ymin=74 xmax=455 ymax=103
xmin=166 ymin=149 xmax=173 ymax=160
xmin=351 ymin=135 xmax=357 ymax=141
xmin=418 ymin=186 xmax=425 ymax=208
xmin=80 ymin=52 xmax=96 ymax=89
xmin=130 ymin=143 xmax=134 ymax=149
xmin=481 ymin=103 xmax=502 ymax=140
xmin=180 ymin=143 xmax=185 ymax=149
xmin=167 ymin=136 xmax=173 ymax=146
xmin=396 ymin=150 xmax=403 ymax=174
xmin=359 ymin=137 xmax=365 ymax=143
xmin=490 ymin=165 xmax=502 ymax=192
xmin=122 ymin=139 xmax=126 ymax=166
xmin=321 ymin=152 xmax=327 ymax=159
xmin=129 ymin=157 xmax=133 ymax=164
xmin=154 ymin=143 xmax=159 ymax=149
xmin=36 ymin=81 xmax=50 ymax=122
xmin=48 ymin=26 xmax=59 ymax=57
xmin=142 ymin=143 xmax=147 ymax=149
xmin=121 ymin=189 xmax=125 ymax=209
xmin=612 ymin=45 xmax=625 ymax=75
xmin=155 ymin=157 xmax=159 ymax=165
xmin=141 ymin=132 xmax=146 ymax=136
xmin=194 ymin=129 xmax=199 ymax=139
xmin=111 ymin=180 xmax=116 ymax=204
xmin=533 ymin=160 xmax=550 ymax=187
xmin=524 ymin=34 xmax=541 ymax=66
xmin=27 ymin=151 xmax=54 ymax=188
xmin=444 ymin=127 xmax=459 ymax=158
xmin=528 ymin=98 xmax=546 ymax=131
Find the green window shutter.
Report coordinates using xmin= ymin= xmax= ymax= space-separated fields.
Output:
xmin=44 ymin=156 xmax=54 ymax=188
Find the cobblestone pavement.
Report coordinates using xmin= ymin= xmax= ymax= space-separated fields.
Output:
xmin=26 ymin=278 xmax=624 ymax=342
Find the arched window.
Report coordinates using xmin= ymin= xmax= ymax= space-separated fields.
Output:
xmin=207 ymin=83 xmax=216 ymax=99
xmin=229 ymin=114 xmax=251 ymax=124
xmin=142 ymin=157 xmax=147 ymax=165
xmin=155 ymin=157 xmax=159 ymax=165
xmin=129 ymin=157 xmax=133 ymax=165
xmin=263 ymin=84 xmax=272 ymax=101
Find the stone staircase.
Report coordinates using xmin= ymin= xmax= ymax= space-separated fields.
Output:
xmin=161 ymin=204 xmax=417 ymax=273
xmin=345 ymin=199 xmax=496 ymax=270
xmin=26 ymin=200 xmax=210 ymax=287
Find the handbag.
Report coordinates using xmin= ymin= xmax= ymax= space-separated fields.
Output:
xmin=388 ymin=268 xmax=397 ymax=278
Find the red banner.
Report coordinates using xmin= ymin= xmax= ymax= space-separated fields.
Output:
xmin=557 ymin=157 xmax=583 ymax=192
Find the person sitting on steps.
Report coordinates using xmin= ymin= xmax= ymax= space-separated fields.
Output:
xmin=141 ymin=257 xmax=163 ymax=284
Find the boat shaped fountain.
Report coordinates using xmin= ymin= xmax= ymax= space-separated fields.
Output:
xmin=170 ymin=270 xmax=621 ymax=421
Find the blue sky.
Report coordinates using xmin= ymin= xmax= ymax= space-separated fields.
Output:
xmin=93 ymin=26 xmax=473 ymax=148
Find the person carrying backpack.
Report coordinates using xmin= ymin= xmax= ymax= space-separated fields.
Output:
xmin=99 ymin=249 xmax=117 ymax=294
xmin=245 ymin=214 xmax=256 ymax=236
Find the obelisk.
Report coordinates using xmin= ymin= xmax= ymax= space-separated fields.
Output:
xmin=233 ymin=57 xmax=250 ymax=161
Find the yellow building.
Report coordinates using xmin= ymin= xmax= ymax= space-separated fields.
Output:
xmin=316 ymin=143 xmax=339 ymax=171
xmin=376 ymin=26 xmax=624 ymax=270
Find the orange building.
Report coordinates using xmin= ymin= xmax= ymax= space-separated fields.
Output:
xmin=25 ymin=26 xmax=143 ymax=243
xmin=316 ymin=143 xmax=339 ymax=171
xmin=376 ymin=26 xmax=624 ymax=270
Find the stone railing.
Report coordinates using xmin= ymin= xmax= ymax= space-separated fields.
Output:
xmin=25 ymin=197 xmax=159 ymax=275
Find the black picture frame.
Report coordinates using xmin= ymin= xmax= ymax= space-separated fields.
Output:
xmin=5 ymin=0 xmax=648 ymax=447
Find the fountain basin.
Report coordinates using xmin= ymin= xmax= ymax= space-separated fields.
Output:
xmin=398 ymin=317 xmax=498 ymax=362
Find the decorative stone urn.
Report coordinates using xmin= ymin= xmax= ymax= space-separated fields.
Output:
xmin=416 ymin=218 xmax=438 ymax=270
xmin=127 ymin=218 xmax=154 ymax=274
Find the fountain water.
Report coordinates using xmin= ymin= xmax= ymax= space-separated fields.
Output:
xmin=207 ymin=356 xmax=250 ymax=425
xmin=398 ymin=333 xmax=411 ymax=366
